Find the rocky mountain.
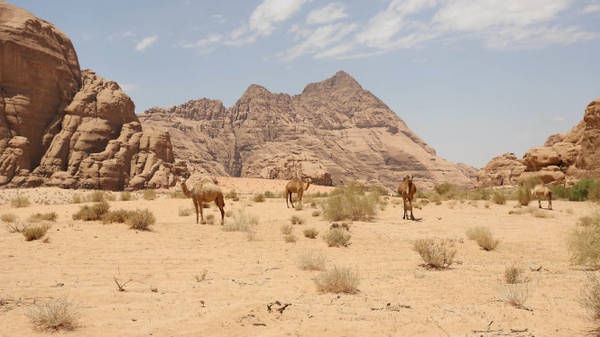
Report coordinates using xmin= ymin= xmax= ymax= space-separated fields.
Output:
xmin=478 ymin=98 xmax=600 ymax=187
xmin=0 ymin=1 xmax=186 ymax=190
xmin=139 ymin=71 xmax=475 ymax=190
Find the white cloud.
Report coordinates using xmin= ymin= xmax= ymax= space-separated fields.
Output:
xmin=484 ymin=25 xmax=597 ymax=50
xmin=584 ymin=3 xmax=600 ymax=13
xmin=249 ymin=0 xmax=307 ymax=36
xmin=280 ymin=23 xmax=357 ymax=60
xmin=211 ymin=14 xmax=225 ymax=23
xmin=107 ymin=31 xmax=135 ymax=42
xmin=182 ymin=34 xmax=222 ymax=49
xmin=306 ymin=2 xmax=348 ymax=25
xmin=120 ymin=83 xmax=136 ymax=92
xmin=136 ymin=35 xmax=158 ymax=51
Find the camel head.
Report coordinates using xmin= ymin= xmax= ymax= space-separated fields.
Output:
xmin=403 ymin=174 xmax=413 ymax=184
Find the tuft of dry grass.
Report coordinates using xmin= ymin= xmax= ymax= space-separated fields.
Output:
xmin=178 ymin=208 xmax=193 ymax=216
xmin=27 ymin=298 xmax=79 ymax=332
xmin=143 ymin=190 xmax=157 ymax=201
xmin=11 ymin=195 xmax=30 ymax=208
xmin=225 ymin=190 xmax=238 ymax=200
xmin=295 ymin=203 xmax=304 ymax=211
xmin=88 ymin=191 xmax=106 ymax=202
xmin=568 ymin=221 xmax=600 ymax=266
xmin=314 ymin=266 xmax=360 ymax=294
xmin=72 ymin=194 xmax=82 ymax=204
xmin=578 ymin=213 xmax=600 ymax=227
xmin=22 ymin=225 xmax=50 ymax=241
xmin=298 ymin=251 xmax=326 ymax=271
xmin=205 ymin=214 xmax=215 ymax=225
xmin=323 ymin=228 xmax=351 ymax=247
xmin=312 ymin=210 xmax=321 ymax=217
xmin=323 ymin=183 xmax=378 ymax=221
xmin=1 ymin=213 xmax=17 ymax=223
xmin=504 ymin=264 xmax=525 ymax=284
xmin=101 ymin=209 xmax=134 ymax=224
xmin=126 ymin=209 xmax=155 ymax=231
xmin=280 ymin=224 xmax=293 ymax=235
xmin=290 ymin=215 xmax=305 ymax=225
xmin=253 ymin=194 xmax=265 ymax=202
xmin=120 ymin=191 xmax=133 ymax=201
xmin=517 ymin=187 xmax=532 ymax=206
xmin=492 ymin=191 xmax=506 ymax=205
xmin=580 ymin=273 xmax=600 ymax=322
xmin=501 ymin=283 xmax=529 ymax=307
xmin=72 ymin=200 xmax=110 ymax=221
xmin=7 ymin=223 xmax=25 ymax=233
xmin=28 ymin=212 xmax=58 ymax=223
xmin=284 ymin=234 xmax=297 ymax=243
xmin=466 ymin=226 xmax=500 ymax=251
xmin=222 ymin=208 xmax=258 ymax=241
xmin=413 ymin=239 xmax=456 ymax=269
xmin=303 ymin=228 xmax=319 ymax=239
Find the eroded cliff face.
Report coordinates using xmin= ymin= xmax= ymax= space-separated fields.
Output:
xmin=0 ymin=2 xmax=186 ymax=190
xmin=140 ymin=71 xmax=475 ymax=190
xmin=478 ymin=99 xmax=600 ymax=187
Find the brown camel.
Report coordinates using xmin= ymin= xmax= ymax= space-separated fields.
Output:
xmin=531 ymin=184 xmax=552 ymax=210
xmin=398 ymin=174 xmax=417 ymax=220
xmin=180 ymin=176 xmax=225 ymax=225
xmin=285 ymin=178 xmax=311 ymax=208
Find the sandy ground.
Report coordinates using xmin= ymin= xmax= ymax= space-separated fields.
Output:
xmin=0 ymin=179 xmax=598 ymax=337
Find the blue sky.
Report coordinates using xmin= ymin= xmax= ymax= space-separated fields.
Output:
xmin=9 ymin=0 xmax=600 ymax=168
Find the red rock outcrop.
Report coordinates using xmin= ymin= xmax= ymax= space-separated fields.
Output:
xmin=478 ymin=98 xmax=600 ymax=186
xmin=0 ymin=2 xmax=186 ymax=190
xmin=140 ymin=71 xmax=475 ymax=190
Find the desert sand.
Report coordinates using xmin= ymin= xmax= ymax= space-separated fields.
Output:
xmin=0 ymin=177 xmax=597 ymax=337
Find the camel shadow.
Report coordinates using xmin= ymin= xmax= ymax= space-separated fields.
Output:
xmin=405 ymin=218 xmax=423 ymax=222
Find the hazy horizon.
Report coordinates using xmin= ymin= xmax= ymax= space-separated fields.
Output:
xmin=8 ymin=0 xmax=600 ymax=168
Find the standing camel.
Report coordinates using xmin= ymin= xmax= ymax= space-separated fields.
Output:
xmin=180 ymin=176 xmax=225 ymax=225
xmin=531 ymin=183 xmax=552 ymax=210
xmin=285 ymin=178 xmax=311 ymax=208
xmin=398 ymin=174 xmax=417 ymax=220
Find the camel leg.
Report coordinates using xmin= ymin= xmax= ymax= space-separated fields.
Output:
xmin=402 ymin=198 xmax=407 ymax=220
xmin=289 ymin=192 xmax=295 ymax=209
xmin=548 ymin=196 xmax=552 ymax=210
xmin=193 ymin=198 xmax=199 ymax=225
xmin=538 ymin=198 xmax=542 ymax=209
xmin=216 ymin=197 xmax=225 ymax=225
xmin=286 ymin=191 xmax=290 ymax=208
xmin=409 ymin=199 xmax=415 ymax=220
xmin=199 ymin=201 xmax=205 ymax=224
xmin=298 ymin=191 xmax=303 ymax=207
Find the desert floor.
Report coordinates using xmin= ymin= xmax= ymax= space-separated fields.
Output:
xmin=0 ymin=178 xmax=598 ymax=337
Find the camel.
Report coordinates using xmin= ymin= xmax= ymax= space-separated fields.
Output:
xmin=285 ymin=178 xmax=311 ymax=208
xmin=180 ymin=176 xmax=225 ymax=225
xmin=531 ymin=183 xmax=552 ymax=210
xmin=398 ymin=174 xmax=417 ymax=220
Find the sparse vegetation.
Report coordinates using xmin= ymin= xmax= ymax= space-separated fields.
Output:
xmin=205 ymin=214 xmax=215 ymax=225
xmin=169 ymin=191 xmax=186 ymax=199
xmin=492 ymin=191 xmax=506 ymax=205
xmin=22 ymin=224 xmax=50 ymax=241
xmin=303 ymin=228 xmax=319 ymax=239
xmin=504 ymin=264 xmax=525 ymax=284
xmin=517 ymin=187 xmax=532 ymax=206
xmin=264 ymin=191 xmax=276 ymax=198
xmin=120 ymin=191 xmax=133 ymax=201
xmin=72 ymin=200 xmax=110 ymax=221
xmin=568 ymin=218 xmax=600 ymax=266
xmin=413 ymin=239 xmax=456 ymax=269
xmin=580 ymin=273 xmax=600 ymax=323
xmin=11 ymin=195 xmax=30 ymax=208
xmin=465 ymin=226 xmax=499 ymax=251
xmin=501 ymin=283 xmax=529 ymax=308
xmin=101 ymin=209 xmax=134 ymax=224
xmin=294 ymin=203 xmax=304 ymax=211
xmin=178 ymin=208 xmax=193 ymax=216
xmin=314 ymin=266 xmax=359 ymax=294
xmin=143 ymin=189 xmax=157 ymax=200
xmin=312 ymin=210 xmax=321 ymax=217
xmin=578 ymin=212 xmax=600 ymax=227
xmin=548 ymin=178 xmax=600 ymax=202
xmin=323 ymin=183 xmax=378 ymax=221
xmin=26 ymin=298 xmax=79 ymax=332
xmin=1 ymin=213 xmax=17 ymax=223
xmin=222 ymin=208 xmax=258 ymax=240
xmin=284 ymin=234 xmax=297 ymax=243
xmin=72 ymin=194 xmax=82 ymax=204
xmin=434 ymin=183 xmax=456 ymax=199
xmin=290 ymin=215 xmax=305 ymax=225
xmin=88 ymin=191 xmax=106 ymax=202
xmin=280 ymin=224 xmax=293 ymax=235
xmin=225 ymin=190 xmax=238 ymax=200
xmin=323 ymin=228 xmax=351 ymax=247
xmin=253 ymin=193 xmax=265 ymax=202
xmin=298 ymin=251 xmax=326 ymax=271
xmin=126 ymin=209 xmax=155 ymax=230
xmin=28 ymin=212 xmax=57 ymax=222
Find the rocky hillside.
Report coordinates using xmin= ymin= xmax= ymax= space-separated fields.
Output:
xmin=0 ymin=1 xmax=186 ymax=190
xmin=478 ymin=98 xmax=600 ymax=187
xmin=139 ymin=71 xmax=475 ymax=190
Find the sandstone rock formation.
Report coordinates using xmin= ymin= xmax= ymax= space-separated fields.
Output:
xmin=478 ymin=98 xmax=600 ymax=187
xmin=140 ymin=71 xmax=475 ymax=190
xmin=0 ymin=1 xmax=186 ymax=190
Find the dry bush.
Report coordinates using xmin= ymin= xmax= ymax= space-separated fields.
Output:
xmin=72 ymin=194 xmax=82 ymax=204
xmin=568 ymin=223 xmax=600 ymax=266
xmin=127 ymin=209 xmax=155 ymax=231
xmin=72 ymin=200 xmax=110 ymax=221
xmin=169 ymin=191 xmax=185 ymax=199
xmin=225 ymin=190 xmax=238 ymax=199
xmin=11 ymin=195 xmax=30 ymax=208
xmin=504 ymin=264 xmax=525 ymax=284
xmin=280 ymin=224 xmax=293 ymax=235
xmin=178 ymin=208 xmax=193 ymax=216
xmin=295 ymin=203 xmax=304 ymax=211
xmin=323 ymin=228 xmax=351 ymax=247
xmin=1 ymin=213 xmax=17 ymax=223
xmin=466 ymin=226 xmax=500 ymax=251
xmin=579 ymin=213 xmax=600 ymax=227
xmin=290 ymin=215 xmax=305 ymax=225
xmin=413 ymin=239 xmax=456 ymax=269
xmin=205 ymin=214 xmax=215 ymax=225
xmin=298 ymin=251 xmax=326 ymax=271
xmin=88 ymin=191 xmax=106 ymax=202
xmin=501 ymin=283 xmax=529 ymax=307
xmin=517 ymin=187 xmax=532 ymax=206
xmin=27 ymin=298 xmax=79 ymax=332
xmin=323 ymin=183 xmax=378 ymax=221
xmin=253 ymin=194 xmax=265 ymax=202
xmin=28 ymin=212 xmax=58 ymax=223
xmin=580 ymin=273 xmax=600 ymax=322
xmin=143 ymin=190 xmax=157 ymax=200
xmin=264 ymin=191 xmax=277 ymax=198
xmin=120 ymin=191 xmax=133 ymax=201
xmin=492 ymin=191 xmax=506 ymax=205
xmin=222 ymin=208 xmax=258 ymax=239
xmin=314 ymin=266 xmax=359 ymax=294
xmin=303 ymin=228 xmax=319 ymax=239
xmin=284 ymin=234 xmax=297 ymax=243
xmin=312 ymin=210 xmax=321 ymax=217
xmin=194 ymin=269 xmax=208 ymax=282
xmin=22 ymin=225 xmax=50 ymax=241
xmin=101 ymin=209 xmax=134 ymax=224
xmin=105 ymin=193 xmax=116 ymax=201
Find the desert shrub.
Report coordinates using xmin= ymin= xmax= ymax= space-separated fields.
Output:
xmin=1 ymin=213 xmax=16 ymax=223
xmin=105 ymin=193 xmax=116 ymax=201
xmin=298 ymin=251 xmax=326 ymax=271
xmin=72 ymin=194 xmax=82 ymax=204
xmin=580 ymin=273 xmax=600 ymax=322
xmin=492 ymin=191 xmax=506 ymax=205
xmin=549 ymin=185 xmax=570 ymax=200
xmin=430 ymin=193 xmax=442 ymax=205
xmin=504 ymin=264 xmax=525 ymax=284
xmin=28 ymin=212 xmax=58 ymax=222
xmin=517 ymin=187 xmax=532 ymax=206
xmin=568 ymin=223 xmax=600 ymax=266
xmin=169 ymin=191 xmax=185 ymax=199
xmin=27 ymin=298 xmax=79 ymax=332
xmin=501 ymin=283 xmax=529 ymax=307
xmin=312 ymin=210 xmax=321 ymax=217
xmin=591 ymin=183 xmax=600 ymax=202
xmin=252 ymin=193 xmax=265 ymax=203
xmin=323 ymin=228 xmax=351 ymax=247
xmin=22 ymin=225 xmax=50 ymax=241
xmin=520 ymin=176 xmax=543 ymax=190
xmin=88 ymin=191 xmax=106 ymax=202
xmin=413 ymin=239 xmax=456 ymax=269
xmin=369 ymin=184 xmax=389 ymax=196
xmin=295 ymin=203 xmax=304 ymax=211
xmin=143 ymin=189 xmax=157 ymax=201
xmin=434 ymin=183 xmax=456 ymax=199
xmin=314 ymin=266 xmax=359 ymax=294
xmin=120 ymin=191 xmax=133 ymax=201
xmin=178 ymin=208 xmax=193 ymax=217
xmin=323 ymin=183 xmax=378 ymax=221
xmin=290 ymin=215 xmax=305 ymax=225
xmin=72 ymin=200 xmax=110 ymax=221
xmin=284 ymin=234 xmax=297 ymax=243
xmin=225 ymin=190 xmax=238 ymax=199
xmin=465 ymin=226 xmax=499 ymax=251
xmin=579 ymin=213 xmax=600 ymax=227
xmin=463 ymin=188 xmax=492 ymax=200
xmin=101 ymin=209 xmax=134 ymax=224
xmin=570 ymin=179 xmax=597 ymax=201
xmin=205 ymin=214 xmax=215 ymax=225
xmin=11 ymin=195 xmax=30 ymax=208
xmin=303 ymin=228 xmax=319 ymax=239
xmin=280 ymin=224 xmax=293 ymax=235
xmin=126 ymin=209 xmax=155 ymax=230
xmin=222 ymin=208 xmax=258 ymax=233
xmin=264 ymin=191 xmax=276 ymax=198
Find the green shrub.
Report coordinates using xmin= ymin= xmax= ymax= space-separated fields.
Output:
xmin=22 ymin=225 xmax=50 ymax=241
xmin=28 ymin=212 xmax=58 ymax=222
xmin=126 ymin=209 xmax=155 ymax=230
xmin=11 ymin=195 xmax=30 ymax=208
xmin=549 ymin=185 xmax=570 ymax=200
xmin=143 ymin=190 xmax=157 ymax=201
xmin=492 ymin=191 xmax=506 ymax=205
xmin=323 ymin=183 xmax=378 ymax=221
xmin=323 ymin=228 xmax=351 ymax=247
xmin=222 ymin=208 xmax=258 ymax=233
xmin=72 ymin=201 xmax=110 ymax=221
